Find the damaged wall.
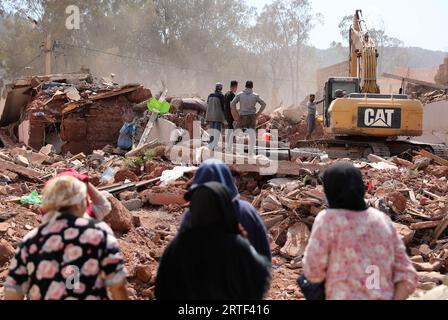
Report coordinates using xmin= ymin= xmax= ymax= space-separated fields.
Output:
xmin=61 ymin=96 xmax=134 ymax=154
xmin=435 ymin=57 xmax=448 ymax=85
xmin=5 ymin=73 xmax=152 ymax=154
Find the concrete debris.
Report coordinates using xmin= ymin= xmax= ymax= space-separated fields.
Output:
xmin=0 ymin=239 xmax=15 ymax=267
xmin=1 ymin=72 xmax=152 ymax=155
xmin=280 ymin=222 xmax=310 ymax=259
xmin=435 ymin=57 xmax=448 ymax=86
xmin=122 ymin=198 xmax=143 ymax=211
xmin=0 ymin=75 xmax=447 ymax=300
xmin=134 ymin=264 xmax=153 ymax=283
xmin=257 ymin=112 xmax=327 ymax=147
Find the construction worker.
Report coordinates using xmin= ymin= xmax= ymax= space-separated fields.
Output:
xmin=305 ymin=94 xmax=324 ymax=140
xmin=206 ymin=83 xmax=225 ymax=150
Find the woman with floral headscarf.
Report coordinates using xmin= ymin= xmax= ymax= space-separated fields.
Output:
xmin=4 ymin=176 xmax=128 ymax=300
xmin=302 ymin=162 xmax=418 ymax=300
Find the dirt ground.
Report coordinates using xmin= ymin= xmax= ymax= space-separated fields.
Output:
xmin=0 ymin=202 xmax=302 ymax=300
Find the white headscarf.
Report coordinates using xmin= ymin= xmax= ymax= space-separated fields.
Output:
xmin=41 ymin=176 xmax=87 ymax=225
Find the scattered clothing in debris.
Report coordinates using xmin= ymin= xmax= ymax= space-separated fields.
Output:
xmin=117 ymin=122 xmax=137 ymax=151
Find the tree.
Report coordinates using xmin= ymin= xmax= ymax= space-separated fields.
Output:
xmin=255 ymin=0 xmax=321 ymax=105
xmin=337 ymin=13 xmax=403 ymax=73
xmin=338 ymin=14 xmax=353 ymax=42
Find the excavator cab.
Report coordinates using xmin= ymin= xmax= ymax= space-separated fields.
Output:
xmin=322 ymin=79 xmax=423 ymax=138
xmin=323 ymin=77 xmax=361 ymax=127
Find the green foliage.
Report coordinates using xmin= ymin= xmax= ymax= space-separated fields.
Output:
xmin=124 ymin=156 xmax=144 ymax=169
xmin=143 ymin=149 xmax=156 ymax=162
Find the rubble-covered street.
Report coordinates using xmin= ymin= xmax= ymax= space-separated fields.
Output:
xmin=0 ymin=76 xmax=447 ymax=299
xmin=0 ymin=0 xmax=448 ymax=303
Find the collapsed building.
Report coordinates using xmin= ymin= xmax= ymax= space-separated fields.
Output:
xmin=435 ymin=57 xmax=448 ymax=86
xmin=0 ymin=70 xmax=446 ymax=300
xmin=0 ymin=72 xmax=152 ymax=154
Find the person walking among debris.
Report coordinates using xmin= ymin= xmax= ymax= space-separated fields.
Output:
xmin=224 ymin=81 xmax=238 ymax=130
xmin=206 ymin=83 xmax=225 ymax=150
xmin=301 ymin=162 xmax=418 ymax=300
xmin=179 ymin=159 xmax=271 ymax=261
xmin=155 ymin=182 xmax=271 ymax=300
xmin=230 ymin=81 xmax=266 ymax=130
xmin=305 ymin=94 xmax=324 ymax=140
xmin=4 ymin=176 xmax=128 ymax=300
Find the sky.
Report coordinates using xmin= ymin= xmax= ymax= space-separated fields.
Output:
xmin=248 ymin=0 xmax=448 ymax=52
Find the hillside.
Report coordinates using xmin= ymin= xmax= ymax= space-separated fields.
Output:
xmin=315 ymin=46 xmax=447 ymax=70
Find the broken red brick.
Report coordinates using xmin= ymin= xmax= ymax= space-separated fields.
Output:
xmin=387 ymin=191 xmax=408 ymax=214
xmin=104 ymin=196 xmax=133 ymax=233
xmin=0 ymin=239 xmax=15 ymax=266
xmin=134 ymin=264 xmax=153 ymax=283
xmin=114 ymin=169 xmax=139 ymax=183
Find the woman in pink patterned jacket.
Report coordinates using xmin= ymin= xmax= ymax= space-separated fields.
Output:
xmin=302 ymin=162 xmax=418 ymax=300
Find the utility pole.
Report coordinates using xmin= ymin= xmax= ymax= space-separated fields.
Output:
xmin=44 ymin=33 xmax=53 ymax=75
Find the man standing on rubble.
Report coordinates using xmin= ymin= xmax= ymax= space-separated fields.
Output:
xmin=206 ymin=83 xmax=225 ymax=150
xmin=305 ymin=94 xmax=324 ymax=141
xmin=231 ymin=81 xmax=266 ymax=155
xmin=224 ymin=81 xmax=238 ymax=130
xmin=230 ymin=81 xmax=266 ymax=131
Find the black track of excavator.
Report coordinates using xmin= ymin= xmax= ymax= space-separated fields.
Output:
xmin=295 ymin=138 xmax=448 ymax=160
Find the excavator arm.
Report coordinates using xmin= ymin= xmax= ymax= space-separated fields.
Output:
xmin=349 ymin=10 xmax=380 ymax=93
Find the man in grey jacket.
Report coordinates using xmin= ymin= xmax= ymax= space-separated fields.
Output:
xmin=206 ymin=83 xmax=225 ymax=150
xmin=230 ymin=81 xmax=266 ymax=130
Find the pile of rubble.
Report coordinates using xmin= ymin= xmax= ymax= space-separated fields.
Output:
xmin=420 ymin=89 xmax=448 ymax=105
xmin=244 ymin=150 xmax=448 ymax=296
xmin=0 ymin=142 xmax=195 ymax=300
xmin=0 ymin=135 xmax=447 ymax=299
xmin=257 ymin=109 xmax=326 ymax=147
xmin=0 ymin=71 xmax=152 ymax=155
xmin=435 ymin=57 xmax=448 ymax=87
xmin=0 ymin=76 xmax=447 ymax=299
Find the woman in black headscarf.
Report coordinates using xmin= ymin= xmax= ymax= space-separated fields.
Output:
xmin=155 ymin=182 xmax=271 ymax=300
xmin=322 ymin=161 xmax=368 ymax=211
xmin=301 ymin=162 xmax=417 ymax=300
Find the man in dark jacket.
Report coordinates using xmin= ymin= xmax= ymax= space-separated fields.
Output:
xmin=224 ymin=81 xmax=238 ymax=130
xmin=179 ymin=159 xmax=272 ymax=262
xmin=224 ymin=81 xmax=238 ymax=151
xmin=206 ymin=83 xmax=225 ymax=150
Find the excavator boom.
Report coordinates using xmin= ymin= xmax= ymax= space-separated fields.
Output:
xmin=349 ymin=10 xmax=380 ymax=93
xmin=297 ymin=10 xmax=448 ymax=160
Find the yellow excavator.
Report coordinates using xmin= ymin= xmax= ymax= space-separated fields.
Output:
xmin=298 ymin=10 xmax=448 ymax=159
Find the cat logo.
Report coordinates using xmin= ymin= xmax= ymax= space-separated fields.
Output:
xmin=358 ymin=107 xmax=401 ymax=129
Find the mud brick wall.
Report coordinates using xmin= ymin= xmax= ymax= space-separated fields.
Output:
xmin=61 ymin=95 xmax=134 ymax=154
xmin=27 ymin=121 xmax=45 ymax=150
xmin=435 ymin=57 xmax=448 ymax=85
xmin=316 ymin=61 xmax=350 ymax=98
